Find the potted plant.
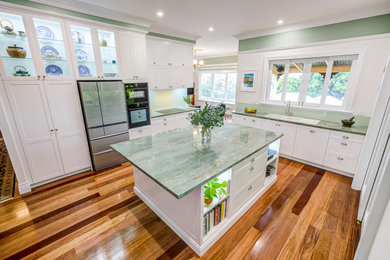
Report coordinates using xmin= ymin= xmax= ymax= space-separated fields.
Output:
xmin=204 ymin=178 xmax=227 ymax=205
xmin=187 ymin=103 xmax=228 ymax=144
xmin=183 ymin=95 xmax=192 ymax=108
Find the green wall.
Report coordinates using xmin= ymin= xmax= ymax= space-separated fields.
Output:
xmin=0 ymin=0 xmax=148 ymax=30
xmin=202 ymin=55 xmax=238 ymax=65
xmin=239 ymin=14 xmax=390 ymax=51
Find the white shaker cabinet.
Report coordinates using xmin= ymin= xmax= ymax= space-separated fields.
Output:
xmin=118 ymin=31 xmax=147 ymax=80
xmin=43 ymin=81 xmax=91 ymax=173
xmin=293 ymin=125 xmax=330 ymax=165
xmin=4 ymin=81 xmax=65 ymax=182
xmin=4 ymin=80 xmax=90 ymax=183
xmin=261 ymin=119 xmax=297 ymax=157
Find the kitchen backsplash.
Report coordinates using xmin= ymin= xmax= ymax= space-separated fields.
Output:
xmin=235 ymin=102 xmax=371 ymax=127
xmin=149 ymin=89 xmax=187 ymax=111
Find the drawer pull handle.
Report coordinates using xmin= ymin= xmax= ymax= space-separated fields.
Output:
xmin=310 ymin=130 xmax=315 ymax=133
xmin=252 ymin=120 xmax=255 ymax=122
xmin=163 ymin=123 xmax=167 ymax=126
xmin=275 ymin=123 xmax=281 ymax=127
xmin=248 ymin=185 xmax=252 ymax=191
xmin=138 ymin=130 xmax=142 ymax=133
xmin=342 ymin=136 xmax=349 ymax=139
xmin=251 ymin=158 xmax=255 ymax=162
xmin=337 ymin=157 xmax=344 ymax=161
xmin=250 ymin=166 xmax=254 ymax=171
xmin=341 ymin=142 xmax=348 ymax=146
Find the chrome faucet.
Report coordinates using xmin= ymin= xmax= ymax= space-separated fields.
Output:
xmin=285 ymin=101 xmax=292 ymax=116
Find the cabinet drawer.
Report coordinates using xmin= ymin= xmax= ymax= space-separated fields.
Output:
xmin=327 ymin=137 xmax=362 ymax=158
xmin=104 ymin=123 xmax=128 ymax=135
xmin=231 ymin=175 xmax=265 ymax=214
xmin=92 ymin=150 xmax=126 ymax=170
xmin=231 ymin=154 xmax=266 ymax=195
xmin=324 ymin=151 xmax=358 ymax=174
xmin=129 ymin=126 xmax=152 ymax=139
xmin=232 ymin=148 xmax=267 ymax=174
xmin=330 ymin=131 xmax=364 ymax=143
xmin=90 ymin=133 xmax=129 ymax=154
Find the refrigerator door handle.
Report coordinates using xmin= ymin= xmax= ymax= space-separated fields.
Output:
xmin=90 ymin=131 xmax=129 ymax=141
xmin=93 ymin=149 xmax=114 ymax=156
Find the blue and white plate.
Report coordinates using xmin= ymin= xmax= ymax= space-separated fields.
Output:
xmin=45 ymin=64 xmax=63 ymax=76
xmin=72 ymin=31 xmax=85 ymax=43
xmin=78 ymin=65 xmax=91 ymax=76
xmin=75 ymin=49 xmax=87 ymax=61
xmin=40 ymin=46 xmax=59 ymax=58
xmin=36 ymin=26 xmax=54 ymax=39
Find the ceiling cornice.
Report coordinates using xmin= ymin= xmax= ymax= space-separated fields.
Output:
xmin=30 ymin=0 xmax=153 ymax=28
xmin=235 ymin=3 xmax=390 ymax=40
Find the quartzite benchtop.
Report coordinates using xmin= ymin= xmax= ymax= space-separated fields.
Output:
xmin=111 ymin=123 xmax=283 ymax=199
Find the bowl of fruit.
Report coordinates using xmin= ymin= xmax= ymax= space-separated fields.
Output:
xmin=245 ymin=107 xmax=257 ymax=114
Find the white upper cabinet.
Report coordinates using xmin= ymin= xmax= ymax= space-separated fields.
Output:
xmin=118 ymin=31 xmax=147 ymax=81
xmin=97 ymin=29 xmax=119 ymax=78
xmin=146 ymin=37 xmax=194 ymax=90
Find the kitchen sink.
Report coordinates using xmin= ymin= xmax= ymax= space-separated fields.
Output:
xmin=265 ymin=113 xmax=320 ymax=125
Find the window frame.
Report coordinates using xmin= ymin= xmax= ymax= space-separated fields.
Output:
xmin=262 ymin=51 xmax=363 ymax=111
xmin=198 ymin=70 xmax=237 ymax=104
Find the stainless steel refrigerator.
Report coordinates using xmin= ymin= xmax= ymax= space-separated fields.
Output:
xmin=78 ymin=80 xmax=129 ymax=171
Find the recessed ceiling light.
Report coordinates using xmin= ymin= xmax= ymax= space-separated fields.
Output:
xmin=157 ymin=11 xmax=164 ymax=17
xmin=277 ymin=19 xmax=284 ymax=25
xmin=209 ymin=27 xmax=214 ymax=32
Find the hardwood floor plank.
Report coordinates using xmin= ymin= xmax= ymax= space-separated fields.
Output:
xmin=0 ymin=159 xmax=361 ymax=259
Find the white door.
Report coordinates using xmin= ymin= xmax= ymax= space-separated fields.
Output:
xmin=117 ymin=31 xmax=133 ymax=79
xmin=262 ymin=119 xmax=297 ymax=156
xmin=154 ymin=40 xmax=170 ymax=66
xmin=131 ymin=32 xmax=147 ymax=80
xmin=44 ymin=80 xmax=91 ymax=173
xmin=4 ymin=80 xmax=64 ymax=182
xmin=293 ymin=125 xmax=330 ymax=164
xmin=180 ymin=45 xmax=194 ymax=67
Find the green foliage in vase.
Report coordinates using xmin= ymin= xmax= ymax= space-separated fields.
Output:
xmin=204 ymin=178 xmax=227 ymax=200
xmin=183 ymin=95 xmax=192 ymax=105
xmin=187 ymin=103 xmax=228 ymax=134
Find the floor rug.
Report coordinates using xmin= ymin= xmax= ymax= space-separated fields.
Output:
xmin=0 ymin=138 xmax=15 ymax=202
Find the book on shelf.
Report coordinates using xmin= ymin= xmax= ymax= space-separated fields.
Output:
xmin=203 ymin=198 xmax=228 ymax=236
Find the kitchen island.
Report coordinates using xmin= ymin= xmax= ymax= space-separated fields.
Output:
xmin=111 ymin=123 xmax=283 ymax=256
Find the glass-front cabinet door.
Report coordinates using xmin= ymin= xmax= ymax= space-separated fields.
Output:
xmin=69 ymin=24 xmax=98 ymax=78
xmin=97 ymin=30 xmax=119 ymax=78
xmin=32 ymin=17 xmax=72 ymax=79
xmin=0 ymin=11 xmax=38 ymax=79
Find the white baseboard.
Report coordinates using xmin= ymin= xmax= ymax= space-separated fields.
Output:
xmin=17 ymin=181 xmax=32 ymax=194
xmin=30 ymin=167 xmax=91 ymax=189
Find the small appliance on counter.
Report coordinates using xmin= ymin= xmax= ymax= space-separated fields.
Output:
xmin=78 ymin=80 xmax=129 ymax=171
xmin=125 ymin=82 xmax=151 ymax=128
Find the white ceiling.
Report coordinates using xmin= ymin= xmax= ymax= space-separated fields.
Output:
xmin=51 ymin=0 xmax=390 ymax=56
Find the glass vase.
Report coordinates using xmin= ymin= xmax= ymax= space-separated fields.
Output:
xmin=201 ymin=127 xmax=211 ymax=144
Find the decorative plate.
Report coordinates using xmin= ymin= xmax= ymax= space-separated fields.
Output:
xmin=35 ymin=26 xmax=54 ymax=39
xmin=75 ymin=49 xmax=87 ymax=61
xmin=45 ymin=64 xmax=63 ymax=76
xmin=40 ymin=46 xmax=59 ymax=58
xmin=78 ymin=65 xmax=91 ymax=76
xmin=72 ymin=31 xmax=85 ymax=43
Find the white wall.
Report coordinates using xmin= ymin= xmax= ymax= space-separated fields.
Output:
xmin=236 ymin=35 xmax=390 ymax=116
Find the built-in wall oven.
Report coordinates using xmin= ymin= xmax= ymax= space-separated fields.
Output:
xmin=125 ymin=82 xmax=151 ymax=128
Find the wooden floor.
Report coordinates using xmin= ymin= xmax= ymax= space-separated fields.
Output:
xmin=0 ymin=158 xmax=361 ymax=259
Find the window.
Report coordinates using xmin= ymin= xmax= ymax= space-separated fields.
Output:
xmin=199 ymin=71 xmax=237 ymax=102
xmin=266 ymin=55 xmax=358 ymax=108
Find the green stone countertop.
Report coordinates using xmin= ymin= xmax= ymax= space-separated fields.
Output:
xmin=111 ymin=123 xmax=283 ymax=199
xmin=233 ymin=110 xmax=368 ymax=135
xmin=151 ymin=107 xmax=199 ymax=118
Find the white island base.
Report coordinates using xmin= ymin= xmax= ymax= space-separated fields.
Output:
xmin=132 ymin=145 xmax=279 ymax=256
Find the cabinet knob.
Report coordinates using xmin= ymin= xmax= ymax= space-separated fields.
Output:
xmin=153 ymin=62 xmax=156 ymax=64
xmin=37 ymin=75 xmax=41 ymax=79
xmin=50 ymin=129 xmax=54 ymax=132
xmin=138 ymin=130 xmax=142 ymax=133
xmin=251 ymin=120 xmax=255 ymax=122
xmin=42 ymin=75 xmax=46 ymax=79
xmin=168 ymin=63 xmax=172 ymax=65
xmin=275 ymin=123 xmax=280 ymax=126
xmin=251 ymin=158 xmax=255 ymax=162
xmin=342 ymin=136 xmax=349 ymax=139
xmin=169 ymin=86 xmax=173 ymax=88
xmin=248 ymin=185 xmax=252 ymax=191
xmin=55 ymin=129 xmax=58 ymax=131
xmin=337 ymin=157 xmax=344 ymax=161
xmin=310 ymin=130 xmax=315 ymax=133
xmin=341 ymin=142 xmax=348 ymax=146
xmin=250 ymin=166 xmax=254 ymax=171
xmin=163 ymin=123 xmax=167 ymax=126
